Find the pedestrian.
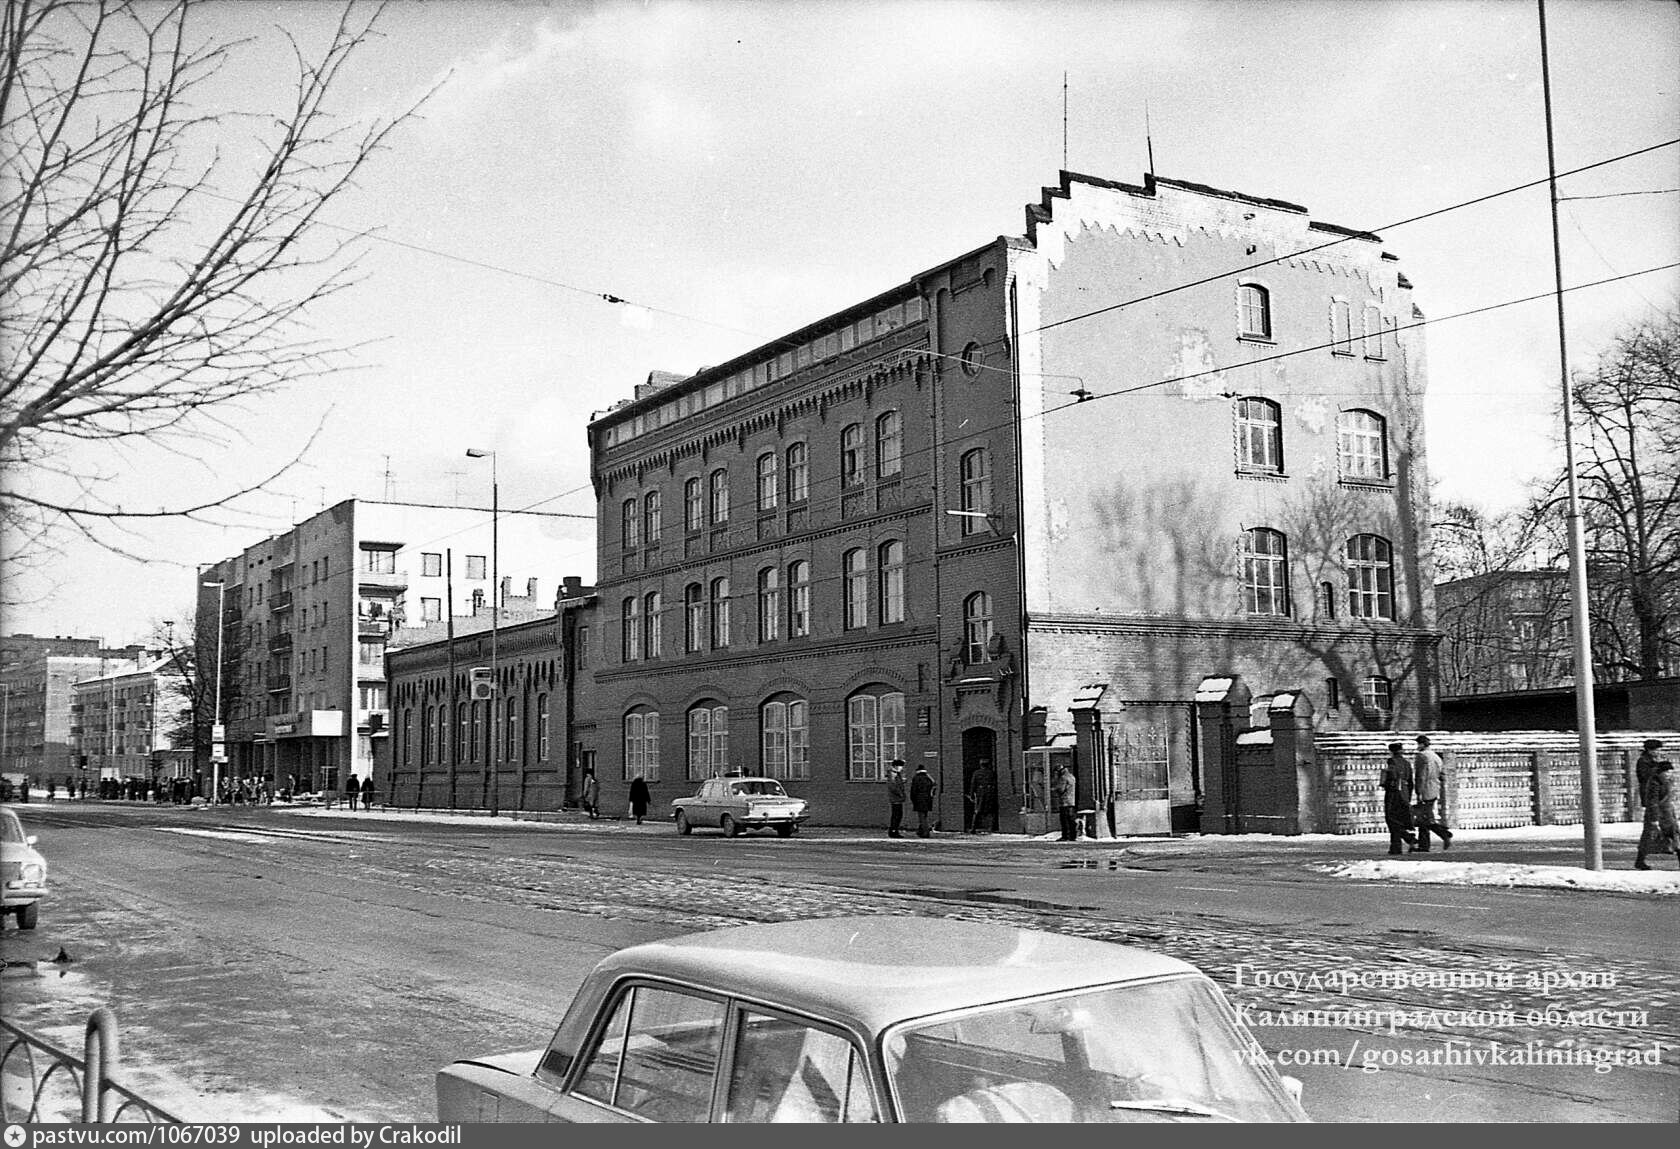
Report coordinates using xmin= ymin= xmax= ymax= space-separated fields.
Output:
xmin=46 ymin=779 xmax=55 ymax=802
xmin=581 ymin=769 xmax=600 ymax=820
xmin=910 ymin=764 xmax=937 ymax=838
xmin=1380 ymin=741 xmax=1417 ymax=855
xmin=345 ymin=772 xmax=359 ymax=812
xmin=966 ymin=760 xmax=996 ymax=833
xmin=628 ymin=775 xmax=651 ymax=824
xmin=1634 ymin=739 xmax=1667 ymax=870
xmin=1054 ymin=762 xmax=1078 ymax=842
xmin=885 ymin=761 xmax=907 ymax=838
xmin=1637 ymin=745 xmax=1679 ymax=871
xmin=361 ymin=774 xmax=375 ymax=811
xmin=1411 ymin=735 xmax=1453 ymax=851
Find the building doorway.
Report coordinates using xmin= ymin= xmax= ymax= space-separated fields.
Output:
xmin=961 ymin=727 xmax=998 ymax=833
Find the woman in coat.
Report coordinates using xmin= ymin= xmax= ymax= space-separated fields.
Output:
xmin=628 ymin=775 xmax=652 ymax=825
xmin=1642 ymin=759 xmax=1680 ymax=869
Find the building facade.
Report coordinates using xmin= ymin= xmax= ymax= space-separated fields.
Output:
xmin=586 ymin=171 xmax=1438 ymax=833
xmin=1 ymin=634 xmax=150 ymax=786
xmin=69 ymin=657 xmax=192 ymax=786
xmin=197 ymin=498 xmax=581 ymax=796
xmin=1436 ymin=570 xmax=1574 ymax=696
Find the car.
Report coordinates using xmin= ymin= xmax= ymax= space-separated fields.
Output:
xmin=436 ymin=916 xmax=1308 ymax=1123
xmin=1 ymin=805 xmax=48 ymax=930
xmin=670 ymin=776 xmax=810 ymax=838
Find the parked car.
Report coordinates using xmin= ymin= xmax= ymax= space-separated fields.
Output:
xmin=1 ymin=805 xmax=48 ymax=930
xmin=437 ymin=916 xmax=1307 ymax=1123
xmin=670 ymin=776 xmax=809 ymax=838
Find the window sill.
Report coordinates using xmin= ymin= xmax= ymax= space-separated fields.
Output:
xmin=1339 ymin=477 xmax=1394 ymax=491
xmin=1331 ymin=349 xmax=1355 ymax=358
xmin=1237 ymin=334 xmax=1276 ymax=346
xmin=1236 ymin=469 xmax=1289 ymax=483
xmin=1363 ymin=354 xmax=1387 ymax=363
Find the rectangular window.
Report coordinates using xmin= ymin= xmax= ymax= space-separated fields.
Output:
xmin=421 ymin=553 xmax=442 ymax=577
xmin=363 ymin=548 xmax=397 ymax=574
xmin=1330 ymin=299 xmax=1353 ymax=355
xmin=420 ymin=598 xmax=442 ymax=622
xmin=465 ymin=555 xmax=487 ymax=580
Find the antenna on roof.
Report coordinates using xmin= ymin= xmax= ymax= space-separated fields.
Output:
xmin=382 ymin=454 xmax=395 ymax=501
xmin=1062 ymin=72 xmax=1069 ymax=170
xmin=1145 ymin=98 xmax=1157 ymax=180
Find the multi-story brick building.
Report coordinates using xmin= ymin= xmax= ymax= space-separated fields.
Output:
xmin=1 ymin=634 xmax=151 ymax=786
xmin=1437 ymin=570 xmax=1574 ymax=696
xmin=586 ymin=171 xmax=1438 ymax=833
xmin=69 ymin=656 xmax=192 ymax=786
xmin=197 ymin=498 xmax=580 ymax=796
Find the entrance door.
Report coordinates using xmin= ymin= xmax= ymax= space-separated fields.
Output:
xmin=961 ymin=728 xmax=998 ymax=833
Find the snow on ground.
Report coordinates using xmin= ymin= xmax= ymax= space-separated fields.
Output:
xmin=1320 ymin=857 xmax=1680 ymax=896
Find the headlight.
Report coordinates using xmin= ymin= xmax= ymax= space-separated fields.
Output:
xmin=19 ymin=863 xmax=44 ymax=885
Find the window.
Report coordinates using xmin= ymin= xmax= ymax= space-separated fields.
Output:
xmin=421 ymin=553 xmax=442 ymax=577
xmin=878 ymin=540 xmax=904 ymax=624
xmin=457 ymin=702 xmax=468 ymax=760
xmin=1241 ymin=528 xmax=1290 ymax=616
xmin=505 ymin=697 xmax=518 ymax=764
xmin=687 ymin=704 xmax=729 ymax=779
xmin=1317 ymin=581 xmax=1337 ymax=619
xmin=685 ymin=583 xmax=705 ymax=653
xmin=840 ymin=424 xmax=863 ymax=488
xmin=363 ymin=547 xmax=397 ymax=574
xmin=1238 ymin=283 xmax=1272 ymax=339
xmin=1363 ymin=304 xmax=1387 ymax=359
xmin=684 ymin=477 xmax=703 ymax=533
xmin=358 ymin=640 xmax=382 ymax=666
xmin=1325 ymin=678 xmax=1341 ymax=712
xmin=472 ymin=701 xmax=484 ymax=762
xmin=421 ymin=705 xmax=433 ymax=766
xmin=1346 ymin=534 xmax=1395 ymax=620
xmin=760 ymin=697 xmax=810 ymax=780
xmin=1360 ymin=676 xmax=1393 ymax=726
xmin=756 ymin=452 xmax=778 ymax=512
xmin=624 ymin=709 xmax=660 ymax=780
xmin=643 ymin=591 xmax=661 ymax=659
xmin=846 ymin=689 xmax=905 ymax=781
xmin=959 ymin=449 xmax=990 ymax=536
xmin=465 ymin=555 xmax=487 ymax=580
xmin=572 ymin=985 xmax=725 ymax=1122
xmin=577 ymin=625 xmax=590 ymax=668
xmin=963 ymin=592 xmax=993 ymax=664
xmin=420 ymin=597 xmax=442 ymax=623
xmin=643 ymin=490 xmax=662 ymax=545
xmin=788 ymin=561 xmax=810 ymax=637
xmin=621 ymin=597 xmax=641 ymax=662
xmin=843 ymin=549 xmax=868 ymax=630
xmin=1236 ymin=397 xmax=1283 ymax=473
xmin=876 ymin=411 xmax=902 ymax=478
xmin=709 ymin=469 xmax=730 ymax=526
xmin=726 ymin=1010 xmax=874 ymax=1123
xmin=1330 ymin=298 xmax=1353 ymax=354
xmin=786 ymin=442 xmax=809 ymax=503
xmin=1338 ymin=409 xmax=1389 ymax=481
xmin=621 ymin=498 xmax=640 ymax=550
xmin=710 ymin=577 xmax=731 ymax=648
xmin=536 ymin=694 xmax=549 ymax=761
xmin=757 ymin=567 xmax=781 ymax=642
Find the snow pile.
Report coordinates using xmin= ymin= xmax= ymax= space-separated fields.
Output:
xmin=1321 ymin=858 xmax=1680 ymax=895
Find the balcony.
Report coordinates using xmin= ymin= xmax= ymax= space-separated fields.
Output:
xmin=269 ymin=589 xmax=293 ymax=612
xmin=357 ymin=618 xmax=392 ymax=640
xmin=266 ymin=675 xmax=292 ymax=694
xmin=357 ymin=567 xmax=408 ymax=591
xmin=268 ymin=632 xmax=293 ymax=654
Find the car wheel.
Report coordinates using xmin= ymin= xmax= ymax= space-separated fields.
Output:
xmin=18 ymin=902 xmax=38 ymax=930
xmin=721 ymin=814 xmax=740 ymax=838
xmin=775 ymin=824 xmax=795 ymax=838
xmin=676 ymin=811 xmax=692 ymax=836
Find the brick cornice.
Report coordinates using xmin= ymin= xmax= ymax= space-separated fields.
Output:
xmin=1031 ymin=612 xmax=1441 ymax=645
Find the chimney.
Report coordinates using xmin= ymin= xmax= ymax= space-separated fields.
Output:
xmin=562 ymin=575 xmax=582 ymax=599
xmin=527 ymin=578 xmax=538 ymax=598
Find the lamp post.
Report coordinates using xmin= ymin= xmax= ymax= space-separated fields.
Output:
xmin=202 ymin=580 xmax=227 ymax=803
xmin=465 ymin=449 xmax=498 ymax=815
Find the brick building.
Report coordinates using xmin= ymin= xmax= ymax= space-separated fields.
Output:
xmin=593 ymin=171 xmax=1439 ymax=833
xmin=1 ymin=634 xmax=151 ymax=786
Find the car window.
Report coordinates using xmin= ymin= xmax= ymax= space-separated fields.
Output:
xmin=732 ymin=781 xmax=786 ymax=797
xmin=725 ymin=1010 xmax=876 ymax=1123
xmin=572 ymin=985 xmax=728 ymax=1121
xmin=0 ymin=811 xmax=22 ymax=843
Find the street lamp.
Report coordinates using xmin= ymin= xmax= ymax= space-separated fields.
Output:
xmin=202 ymin=580 xmax=226 ymax=803
xmin=465 ymin=449 xmax=498 ymax=815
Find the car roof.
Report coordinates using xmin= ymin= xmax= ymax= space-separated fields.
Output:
xmin=590 ymin=916 xmax=1198 ymax=1032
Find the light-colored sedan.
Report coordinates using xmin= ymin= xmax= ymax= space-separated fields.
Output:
xmin=671 ymin=776 xmax=809 ymax=838
xmin=1 ymin=805 xmax=48 ymax=930
xmin=437 ymin=916 xmax=1308 ymax=1123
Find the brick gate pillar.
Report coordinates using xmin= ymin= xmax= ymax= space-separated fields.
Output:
xmin=1195 ymin=676 xmax=1250 ymax=834
xmin=1267 ymin=690 xmax=1322 ymax=834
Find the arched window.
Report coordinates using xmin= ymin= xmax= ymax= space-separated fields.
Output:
xmin=963 ymin=592 xmax=993 ymax=664
xmin=684 ymin=477 xmax=703 ymax=533
xmin=843 ymin=548 xmax=868 ymax=630
xmin=643 ymin=590 xmax=661 ymax=659
xmin=624 ymin=708 xmax=660 ymax=781
xmin=788 ymin=560 xmax=810 ymax=637
xmin=472 ymin=700 xmax=484 ymax=763
xmin=1238 ymin=283 xmax=1272 ymax=339
xmin=621 ymin=498 xmax=639 ymax=550
xmin=846 ymin=689 xmax=905 ymax=781
xmin=1330 ymin=298 xmax=1353 ymax=354
xmin=456 ymin=701 xmax=468 ymax=761
xmin=756 ymin=452 xmax=778 ymax=512
xmin=761 ymin=696 xmax=810 ymax=780
xmin=709 ymin=468 xmax=730 ymax=526
xmin=505 ymin=695 xmax=518 ymax=765
xmin=621 ymin=596 xmax=641 ymax=662
xmin=401 ymin=707 xmax=413 ymax=768
xmin=685 ymin=583 xmax=705 ymax=652
xmin=959 ymin=448 xmax=990 ymax=536
xmin=1241 ymin=528 xmax=1290 ymax=616
xmin=710 ymin=577 xmax=731 ymax=648
xmin=1338 ymin=410 xmax=1389 ymax=481
xmin=1236 ymin=397 xmax=1283 ymax=473
xmin=785 ymin=442 xmax=809 ymax=503
xmin=536 ymin=693 xmax=550 ymax=762
xmin=1360 ymin=676 xmax=1393 ymax=727
xmin=687 ymin=703 xmax=729 ymax=779
xmin=436 ymin=706 xmax=448 ymax=767
xmin=758 ymin=567 xmax=781 ymax=642
xmin=840 ymin=424 xmax=864 ymax=488
xmin=876 ymin=410 xmax=902 ymax=478
xmin=878 ymin=540 xmax=904 ymax=624
xmin=422 ymin=704 xmax=433 ymax=766
xmin=1346 ymin=534 xmax=1395 ymax=620
xmin=1362 ymin=304 xmax=1387 ymax=359
xmin=643 ymin=490 xmax=662 ymax=545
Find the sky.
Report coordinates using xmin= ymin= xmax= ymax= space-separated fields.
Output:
xmin=7 ymin=0 xmax=1679 ymax=647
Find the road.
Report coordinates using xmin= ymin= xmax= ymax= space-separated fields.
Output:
xmin=1 ymin=802 xmax=1674 ymax=1123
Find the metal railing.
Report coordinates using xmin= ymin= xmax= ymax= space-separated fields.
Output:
xmin=0 ymin=1007 xmax=183 ymax=1123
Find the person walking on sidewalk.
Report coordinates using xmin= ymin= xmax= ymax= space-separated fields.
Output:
xmin=344 ymin=773 xmax=359 ymax=812
xmin=1054 ymin=763 xmax=1079 ymax=842
xmin=1381 ymin=742 xmax=1417 ymax=855
xmin=629 ymin=775 xmax=652 ymax=825
xmin=1634 ymin=739 xmax=1667 ymax=870
xmin=885 ymin=761 xmax=907 ymax=838
xmin=1637 ymin=752 xmax=1680 ymax=870
xmin=581 ymin=769 xmax=601 ymax=820
xmin=1411 ymin=736 xmax=1453 ymax=851
xmin=910 ymin=764 xmax=936 ymax=839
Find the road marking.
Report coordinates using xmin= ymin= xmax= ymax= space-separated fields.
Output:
xmin=1176 ymin=885 xmax=1238 ymax=893
xmin=1399 ymin=900 xmax=1465 ymax=909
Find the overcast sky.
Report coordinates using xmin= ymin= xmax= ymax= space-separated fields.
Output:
xmin=9 ymin=0 xmax=1679 ymax=646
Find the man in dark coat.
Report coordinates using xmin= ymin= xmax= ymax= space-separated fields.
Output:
xmin=1635 ymin=739 xmax=1665 ymax=870
xmin=361 ymin=774 xmax=375 ymax=810
xmin=1380 ymin=742 xmax=1417 ymax=855
xmin=629 ymin=775 xmax=652 ymax=825
xmin=344 ymin=773 xmax=359 ymax=812
xmin=885 ymin=761 xmax=907 ymax=838
xmin=910 ymin=765 xmax=936 ymax=838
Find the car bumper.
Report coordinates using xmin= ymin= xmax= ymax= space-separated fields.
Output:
xmin=3 ymin=888 xmax=46 ymax=907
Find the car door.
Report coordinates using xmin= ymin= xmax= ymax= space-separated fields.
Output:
xmin=722 ymin=1006 xmax=879 ymax=1123
xmin=557 ymin=982 xmax=730 ymax=1122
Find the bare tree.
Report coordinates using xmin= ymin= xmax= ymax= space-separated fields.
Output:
xmin=0 ymin=0 xmax=410 ymax=584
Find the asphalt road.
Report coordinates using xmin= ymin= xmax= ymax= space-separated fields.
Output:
xmin=1 ymin=802 xmax=1674 ymax=1123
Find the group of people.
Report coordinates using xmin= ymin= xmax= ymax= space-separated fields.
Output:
xmin=1379 ymin=734 xmax=1456 ymax=855
xmin=884 ymin=760 xmax=938 ymax=837
xmin=340 ymin=772 xmax=376 ymax=811
xmin=1634 ymin=739 xmax=1679 ymax=871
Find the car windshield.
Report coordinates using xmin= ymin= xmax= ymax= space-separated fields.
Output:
xmin=0 ymin=810 xmax=24 ymax=844
xmin=730 ymin=781 xmax=787 ymax=797
xmin=884 ymin=976 xmax=1298 ymax=1123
